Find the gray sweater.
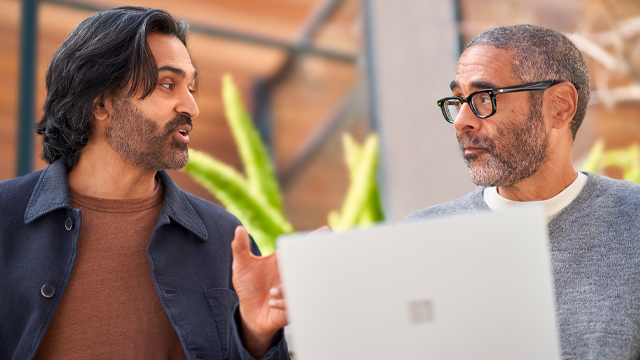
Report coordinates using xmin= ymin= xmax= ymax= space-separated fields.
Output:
xmin=404 ymin=173 xmax=640 ymax=360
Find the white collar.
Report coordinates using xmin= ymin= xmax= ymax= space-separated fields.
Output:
xmin=483 ymin=172 xmax=588 ymax=222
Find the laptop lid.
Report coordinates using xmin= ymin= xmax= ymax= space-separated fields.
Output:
xmin=276 ymin=205 xmax=560 ymax=360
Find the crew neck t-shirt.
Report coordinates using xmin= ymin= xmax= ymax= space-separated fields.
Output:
xmin=483 ymin=172 xmax=588 ymax=222
xmin=35 ymin=179 xmax=187 ymax=359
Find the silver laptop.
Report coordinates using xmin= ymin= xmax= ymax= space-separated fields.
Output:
xmin=276 ymin=205 xmax=560 ymax=360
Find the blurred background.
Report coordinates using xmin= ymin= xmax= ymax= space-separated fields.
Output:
xmin=2 ymin=0 xmax=640 ymax=231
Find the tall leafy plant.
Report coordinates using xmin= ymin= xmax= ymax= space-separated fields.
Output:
xmin=328 ymin=133 xmax=384 ymax=231
xmin=182 ymin=74 xmax=384 ymax=254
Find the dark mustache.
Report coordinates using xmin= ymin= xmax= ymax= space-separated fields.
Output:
xmin=163 ymin=114 xmax=193 ymax=134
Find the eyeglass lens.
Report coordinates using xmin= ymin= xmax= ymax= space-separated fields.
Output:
xmin=443 ymin=92 xmax=494 ymax=122
xmin=443 ymin=99 xmax=461 ymax=121
xmin=471 ymin=92 xmax=493 ymax=116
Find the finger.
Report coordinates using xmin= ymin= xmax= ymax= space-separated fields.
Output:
xmin=310 ymin=225 xmax=332 ymax=235
xmin=269 ymin=286 xmax=284 ymax=299
xmin=231 ymin=226 xmax=253 ymax=262
xmin=268 ymin=298 xmax=286 ymax=310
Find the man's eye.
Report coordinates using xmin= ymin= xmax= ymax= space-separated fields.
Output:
xmin=188 ymin=88 xmax=196 ymax=95
xmin=475 ymin=94 xmax=491 ymax=104
xmin=161 ymin=83 xmax=174 ymax=90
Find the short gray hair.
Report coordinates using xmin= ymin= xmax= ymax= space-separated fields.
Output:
xmin=467 ymin=24 xmax=590 ymax=139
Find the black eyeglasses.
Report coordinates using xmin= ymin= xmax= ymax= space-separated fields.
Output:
xmin=436 ymin=81 xmax=569 ymax=124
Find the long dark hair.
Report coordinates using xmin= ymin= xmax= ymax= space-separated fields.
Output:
xmin=36 ymin=6 xmax=189 ymax=167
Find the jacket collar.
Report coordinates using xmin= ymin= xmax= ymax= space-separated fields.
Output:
xmin=156 ymin=170 xmax=208 ymax=241
xmin=25 ymin=157 xmax=208 ymax=241
xmin=25 ymin=157 xmax=74 ymax=224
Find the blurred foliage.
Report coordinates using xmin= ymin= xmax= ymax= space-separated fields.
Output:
xmin=182 ymin=74 xmax=384 ymax=254
xmin=328 ymin=133 xmax=384 ymax=231
xmin=581 ymin=140 xmax=640 ymax=183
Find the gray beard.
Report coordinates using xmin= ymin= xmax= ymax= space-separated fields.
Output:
xmin=459 ymin=105 xmax=548 ymax=187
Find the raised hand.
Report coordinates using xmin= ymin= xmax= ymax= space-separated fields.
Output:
xmin=231 ymin=226 xmax=287 ymax=358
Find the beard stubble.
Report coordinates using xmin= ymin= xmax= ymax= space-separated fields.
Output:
xmin=458 ymin=102 xmax=549 ymax=187
xmin=105 ymin=95 xmax=192 ymax=171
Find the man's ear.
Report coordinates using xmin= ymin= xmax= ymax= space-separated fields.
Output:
xmin=548 ymin=82 xmax=578 ymax=130
xmin=92 ymin=92 xmax=112 ymax=121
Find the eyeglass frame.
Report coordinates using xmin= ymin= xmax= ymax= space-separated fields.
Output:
xmin=436 ymin=80 xmax=577 ymax=124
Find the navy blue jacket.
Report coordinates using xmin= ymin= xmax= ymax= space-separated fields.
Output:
xmin=0 ymin=158 xmax=288 ymax=360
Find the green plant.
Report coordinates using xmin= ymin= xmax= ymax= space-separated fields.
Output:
xmin=182 ymin=74 xmax=384 ymax=254
xmin=183 ymin=74 xmax=293 ymax=254
xmin=581 ymin=140 xmax=640 ymax=183
xmin=328 ymin=133 xmax=384 ymax=231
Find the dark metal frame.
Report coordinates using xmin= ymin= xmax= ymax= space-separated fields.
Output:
xmin=17 ymin=0 xmax=39 ymax=176
xmin=437 ymin=80 xmax=564 ymax=124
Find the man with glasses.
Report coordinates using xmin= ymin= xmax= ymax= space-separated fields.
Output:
xmin=405 ymin=25 xmax=640 ymax=359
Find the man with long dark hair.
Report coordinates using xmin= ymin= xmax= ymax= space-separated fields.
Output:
xmin=0 ymin=7 xmax=288 ymax=359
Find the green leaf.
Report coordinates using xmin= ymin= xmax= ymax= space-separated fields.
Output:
xmin=603 ymin=149 xmax=630 ymax=169
xmin=342 ymin=132 xmax=361 ymax=174
xmin=182 ymin=149 xmax=293 ymax=254
xmin=623 ymin=144 xmax=640 ymax=183
xmin=340 ymin=133 xmax=384 ymax=226
xmin=357 ymin=183 xmax=384 ymax=226
xmin=580 ymin=139 xmax=605 ymax=173
xmin=580 ymin=140 xmax=640 ymax=185
xmin=333 ymin=133 xmax=381 ymax=231
xmin=222 ymin=74 xmax=285 ymax=215
xmin=327 ymin=210 xmax=340 ymax=229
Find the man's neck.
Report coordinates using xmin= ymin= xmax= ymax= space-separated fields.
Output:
xmin=496 ymin=163 xmax=578 ymax=202
xmin=67 ymin=144 xmax=158 ymax=200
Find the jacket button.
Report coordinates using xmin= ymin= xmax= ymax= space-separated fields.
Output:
xmin=65 ymin=217 xmax=73 ymax=230
xmin=41 ymin=284 xmax=56 ymax=298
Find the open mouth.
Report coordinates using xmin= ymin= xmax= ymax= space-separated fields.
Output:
xmin=174 ymin=127 xmax=190 ymax=143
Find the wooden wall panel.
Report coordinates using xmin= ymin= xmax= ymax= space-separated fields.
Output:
xmin=0 ymin=0 xmax=363 ymax=231
xmin=457 ymin=0 xmax=640 ymax=174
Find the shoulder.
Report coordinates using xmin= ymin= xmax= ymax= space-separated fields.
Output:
xmin=402 ymin=188 xmax=488 ymax=223
xmin=177 ymin=190 xmax=261 ymax=255
xmin=587 ymin=173 xmax=640 ymax=204
xmin=555 ymin=172 xmax=640 ymax=228
xmin=158 ymin=170 xmax=242 ymax=230
xmin=585 ymin=172 xmax=640 ymax=206
xmin=148 ymin=171 xmax=245 ymax=249
xmin=0 ymin=169 xmax=45 ymax=208
xmin=175 ymin=187 xmax=244 ymax=237
xmin=0 ymin=169 xmax=42 ymax=192
xmin=182 ymin=191 xmax=241 ymax=224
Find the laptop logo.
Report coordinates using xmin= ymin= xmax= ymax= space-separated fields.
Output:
xmin=408 ymin=299 xmax=434 ymax=324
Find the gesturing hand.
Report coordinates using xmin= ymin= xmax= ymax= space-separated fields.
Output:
xmin=231 ymin=226 xmax=287 ymax=358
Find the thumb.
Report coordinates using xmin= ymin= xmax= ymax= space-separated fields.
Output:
xmin=310 ymin=225 xmax=332 ymax=235
xmin=231 ymin=226 xmax=252 ymax=262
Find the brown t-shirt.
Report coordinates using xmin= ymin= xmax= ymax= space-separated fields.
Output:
xmin=35 ymin=180 xmax=187 ymax=359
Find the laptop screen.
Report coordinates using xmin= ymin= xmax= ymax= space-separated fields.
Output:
xmin=277 ymin=206 xmax=560 ymax=360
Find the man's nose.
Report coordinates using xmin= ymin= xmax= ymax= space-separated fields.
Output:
xmin=177 ymin=89 xmax=200 ymax=119
xmin=453 ymin=102 xmax=481 ymax=133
